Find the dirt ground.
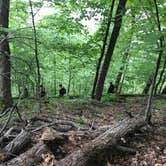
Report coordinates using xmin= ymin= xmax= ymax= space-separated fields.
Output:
xmin=36 ymin=97 xmax=166 ymax=166
xmin=1 ymin=96 xmax=166 ymax=166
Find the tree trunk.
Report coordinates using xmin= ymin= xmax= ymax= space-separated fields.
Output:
xmin=53 ymin=54 xmax=56 ymax=95
xmin=0 ymin=0 xmax=12 ymax=107
xmin=118 ymin=63 xmax=128 ymax=93
xmin=154 ymin=57 xmax=166 ymax=94
xmin=56 ymin=116 xmax=145 ymax=166
xmin=67 ymin=66 xmax=72 ymax=96
xmin=142 ymin=74 xmax=153 ymax=94
xmin=94 ymin=0 xmax=127 ymax=101
xmin=91 ymin=0 xmax=115 ymax=99
xmin=145 ymin=0 xmax=164 ymax=123
xmin=158 ymin=72 xmax=166 ymax=94
xmin=115 ymin=12 xmax=135 ymax=93
xmin=29 ymin=0 xmax=41 ymax=98
xmin=115 ymin=52 xmax=128 ymax=93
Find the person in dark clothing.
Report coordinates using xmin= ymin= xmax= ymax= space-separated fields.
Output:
xmin=107 ymin=82 xmax=115 ymax=94
xmin=59 ymin=84 xmax=66 ymax=97
xmin=22 ymin=87 xmax=29 ymax=98
xmin=40 ymin=85 xmax=46 ymax=97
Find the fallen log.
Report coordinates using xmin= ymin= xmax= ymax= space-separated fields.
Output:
xmin=28 ymin=116 xmax=81 ymax=132
xmin=29 ymin=116 xmax=78 ymax=128
xmin=0 ymin=109 xmax=15 ymax=136
xmin=0 ymin=127 xmax=16 ymax=148
xmin=56 ymin=116 xmax=146 ymax=166
xmin=35 ymin=124 xmax=117 ymax=143
xmin=0 ymin=142 xmax=49 ymax=166
xmin=0 ymin=130 xmax=31 ymax=161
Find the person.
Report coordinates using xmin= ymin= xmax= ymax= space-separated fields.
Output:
xmin=22 ymin=87 xmax=29 ymax=98
xmin=59 ymin=84 xmax=66 ymax=97
xmin=40 ymin=85 xmax=46 ymax=97
xmin=107 ymin=82 xmax=115 ymax=94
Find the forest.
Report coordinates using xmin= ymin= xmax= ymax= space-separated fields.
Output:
xmin=0 ymin=0 xmax=166 ymax=165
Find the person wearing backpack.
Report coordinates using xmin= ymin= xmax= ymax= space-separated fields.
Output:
xmin=59 ymin=84 xmax=66 ymax=97
xmin=107 ymin=82 xmax=115 ymax=94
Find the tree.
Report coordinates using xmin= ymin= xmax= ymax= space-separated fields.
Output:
xmin=114 ymin=11 xmax=135 ymax=93
xmin=142 ymin=74 xmax=153 ymax=94
xmin=29 ymin=0 xmax=41 ymax=98
xmin=8 ymin=0 xmax=166 ymax=97
xmin=145 ymin=0 xmax=164 ymax=123
xmin=0 ymin=0 xmax=12 ymax=107
xmin=94 ymin=0 xmax=128 ymax=100
xmin=154 ymin=57 xmax=166 ymax=94
xmin=91 ymin=0 xmax=115 ymax=99
xmin=158 ymin=70 xmax=166 ymax=93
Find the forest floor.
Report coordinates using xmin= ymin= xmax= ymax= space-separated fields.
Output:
xmin=0 ymin=95 xmax=166 ymax=166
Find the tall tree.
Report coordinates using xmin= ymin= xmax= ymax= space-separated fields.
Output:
xmin=94 ymin=0 xmax=127 ymax=100
xmin=115 ymin=52 xmax=129 ymax=93
xmin=29 ymin=0 xmax=41 ymax=98
xmin=91 ymin=0 xmax=115 ymax=99
xmin=0 ymin=0 xmax=12 ymax=107
xmin=145 ymin=0 xmax=164 ymax=123
xmin=115 ymin=12 xmax=135 ymax=93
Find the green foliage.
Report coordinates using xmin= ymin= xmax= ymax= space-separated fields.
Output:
xmin=8 ymin=0 xmax=166 ymax=97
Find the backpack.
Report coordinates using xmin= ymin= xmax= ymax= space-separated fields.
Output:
xmin=62 ymin=88 xmax=66 ymax=94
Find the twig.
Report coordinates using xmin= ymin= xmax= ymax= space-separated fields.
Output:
xmin=15 ymin=106 xmax=24 ymax=122
xmin=31 ymin=122 xmax=55 ymax=133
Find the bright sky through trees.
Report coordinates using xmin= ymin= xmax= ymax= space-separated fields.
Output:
xmin=26 ymin=0 xmax=99 ymax=33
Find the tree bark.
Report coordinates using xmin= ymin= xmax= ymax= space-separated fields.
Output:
xmin=158 ymin=71 xmax=166 ymax=94
xmin=91 ymin=0 xmax=115 ymax=99
xmin=0 ymin=142 xmax=49 ymax=166
xmin=0 ymin=0 xmax=12 ymax=107
xmin=94 ymin=0 xmax=127 ymax=101
xmin=154 ymin=57 xmax=166 ymax=94
xmin=0 ymin=127 xmax=17 ymax=148
xmin=1 ymin=130 xmax=31 ymax=161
